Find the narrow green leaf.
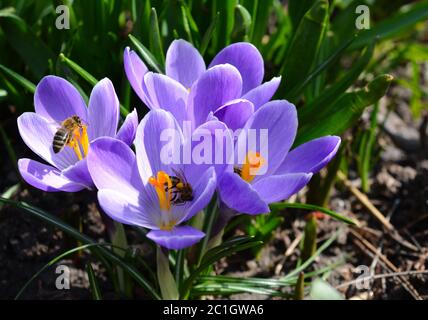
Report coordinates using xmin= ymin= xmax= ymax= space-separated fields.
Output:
xmin=199 ymin=12 xmax=219 ymax=56
xmin=299 ymin=41 xmax=375 ymax=124
xmin=157 ymin=247 xmax=179 ymax=300
xmin=280 ymin=0 xmax=329 ymax=96
xmin=86 ymin=263 xmax=103 ymax=300
xmin=0 ymin=64 xmax=36 ymax=93
xmin=286 ymin=35 xmax=356 ymax=100
xmin=350 ymin=1 xmax=428 ymax=50
xmin=296 ymin=74 xmax=393 ymax=145
xmin=129 ymin=34 xmax=163 ymax=73
xmin=59 ymin=53 xmax=97 ymax=86
xmin=149 ymin=8 xmax=165 ymax=66
xmin=0 ymin=183 xmax=20 ymax=211
xmin=211 ymin=0 xmax=237 ymax=52
xmin=0 ymin=123 xmax=19 ymax=175
xmin=270 ymin=202 xmax=358 ymax=226
xmin=288 ymin=0 xmax=316 ymax=30
xmin=247 ymin=0 xmax=273 ymax=46
xmin=235 ymin=4 xmax=252 ymax=41
xmin=0 ymin=198 xmax=161 ymax=300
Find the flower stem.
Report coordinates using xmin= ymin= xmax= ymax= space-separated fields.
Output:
xmin=196 ymin=195 xmax=218 ymax=266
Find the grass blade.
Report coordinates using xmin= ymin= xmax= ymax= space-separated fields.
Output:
xmin=0 ymin=64 xmax=36 ymax=93
xmin=86 ymin=263 xmax=103 ymax=300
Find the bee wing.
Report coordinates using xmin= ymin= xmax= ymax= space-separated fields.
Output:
xmin=171 ymin=167 xmax=187 ymax=183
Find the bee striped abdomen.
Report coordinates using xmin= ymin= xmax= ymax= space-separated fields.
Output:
xmin=52 ymin=129 xmax=70 ymax=153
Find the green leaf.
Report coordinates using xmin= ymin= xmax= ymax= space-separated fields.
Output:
xmin=0 ymin=64 xmax=36 ymax=93
xmin=211 ymin=0 xmax=237 ymax=52
xmin=270 ymin=202 xmax=358 ymax=226
xmin=59 ymin=53 xmax=97 ymax=86
xmin=245 ymin=0 xmax=273 ymax=46
xmin=0 ymin=183 xmax=20 ymax=211
xmin=86 ymin=263 xmax=103 ymax=300
xmin=350 ymin=1 xmax=428 ymax=50
xmin=157 ymin=247 xmax=179 ymax=300
xmin=286 ymin=35 xmax=356 ymax=100
xmin=310 ymin=278 xmax=344 ymax=300
xmin=129 ymin=34 xmax=163 ymax=74
xmin=235 ymin=4 xmax=252 ymax=41
xmin=296 ymin=74 xmax=393 ymax=145
xmin=280 ymin=0 xmax=329 ymax=96
xmin=288 ymin=0 xmax=316 ymax=30
xmin=199 ymin=12 xmax=219 ymax=56
xmin=182 ymin=236 xmax=262 ymax=298
xmin=0 ymin=198 xmax=161 ymax=300
xmin=149 ymin=8 xmax=165 ymax=67
xmin=299 ymin=40 xmax=375 ymax=124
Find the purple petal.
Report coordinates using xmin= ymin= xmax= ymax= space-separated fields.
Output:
xmin=18 ymin=158 xmax=85 ymax=192
xmin=242 ymin=77 xmax=281 ymax=111
xmin=87 ymin=137 xmax=143 ymax=198
xmin=62 ymin=158 xmax=93 ymax=188
xmin=135 ymin=109 xmax=183 ymax=182
xmin=218 ymin=172 xmax=269 ymax=215
xmin=188 ymin=64 xmax=242 ymax=127
xmin=34 ymin=75 xmax=87 ymax=123
xmin=165 ymin=39 xmax=206 ymax=88
xmin=209 ymin=42 xmax=264 ymax=94
xmin=87 ymin=78 xmax=119 ymax=140
xmin=147 ymin=225 xmax=205 ymax=250
xmin=98 ymin=189 xmax=158 ymax=229
xmin=116 ymin=108 xmax=138 ymax=145
xmin=17 ymin=112 xmax=79 ymax=170
xmin=237 ymin=100 xmax=297 ymax=179
xmin=179 ymin=167 xmax=216 ymax=222
xmin=276 ymin=136 xmax=341 ymax=175
xmin=142 ymin=72 xmax=189 ymax=125
xmin=185 ymin=120 xmax=234 ymax=182
xmin=252 ymin=173 xmax=313 ymax=203
xmin=124 ymin=47 xmax=149 ymax=105
xmin=213 ymin=99 xmax=254 ymax=131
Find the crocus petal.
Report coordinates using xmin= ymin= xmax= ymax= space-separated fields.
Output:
xmin=87 ymin=78 xmax=119 ymax=140
xmin=116 ymin=108 xmax=138 ymax=145
xmin=213 ymin=99 xmax=254 ymax=131
xmin=124 ymin=47 xmax=149 ymax=105
xmin=87 ymin=137 xmax=143 ymax=198
xmin=165 ymin=39 xmax=206 ymax=88
xmin=276 ymin=136 xmax=341 ymax=175
xmin=135 ymin=109 xmax=183 ymax=182
xmin=209 ymin=42 xmax=264 ymax=94
xmin=62 ymin=158 xmax=93 ymax=188
xmin=237 ymin=100 xmax=297 ymax=179
xmin=218 ymin=172 xmax=269 ymax=215
xmin=17 ymin=112 xmax=79 ymax=170
xmin=252 ymin=172 xmax=313 ymax=203
xmin=185 ymin=120 xmax=234 ymax=182
xmin=188 ymin=64 xmax=242 ymax=127
xmin=34 ymin=75 xmax=87 ymax=123
xmin=18 ymin=158 xmax=85 ymax=192
xmin=98 ymin=189 xmax=158 ymax=229
xmin=142 ymin=72 xmax=189 ymax=125
xmin=146 ymin=225 xmax=205 ymax=250
xmin=242 ymin=77 xmax=281 ymax=111
xmin=178 ymin=167 xmax=216 ymax=222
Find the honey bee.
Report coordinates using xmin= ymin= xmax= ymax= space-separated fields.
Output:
xmin=165 ymin=168 xmax=194 ymax=205
xmin=52 ymin=115 xmax=84 ymax=153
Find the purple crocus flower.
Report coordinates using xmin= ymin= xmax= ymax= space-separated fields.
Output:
xmin=87 ymin=109 xmax=219 ymax=249
xmin=17 ymin=76 xmax=138 ymax=192
xmin=124 ymin=40 xmax=280 ymax=130
xmin=218 ymin=100 xmax=341 ymax=215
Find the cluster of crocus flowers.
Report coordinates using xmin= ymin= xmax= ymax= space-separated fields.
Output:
xmin=17 ymin=76 xmax=138 ymax=192
xmin=17 ymin=39 xmax=340 ymax=250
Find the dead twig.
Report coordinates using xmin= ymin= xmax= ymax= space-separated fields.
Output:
xmin=349 ymin=228 xmax=423 ymax=300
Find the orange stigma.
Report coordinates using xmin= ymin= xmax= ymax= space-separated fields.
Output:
xmin=148 ymin=171 xmax=173 ymax=212
xmin=69 ymin=125 xmax=89 ymax=160
xmin=240 ymin=151 xmax=266 ymax=182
